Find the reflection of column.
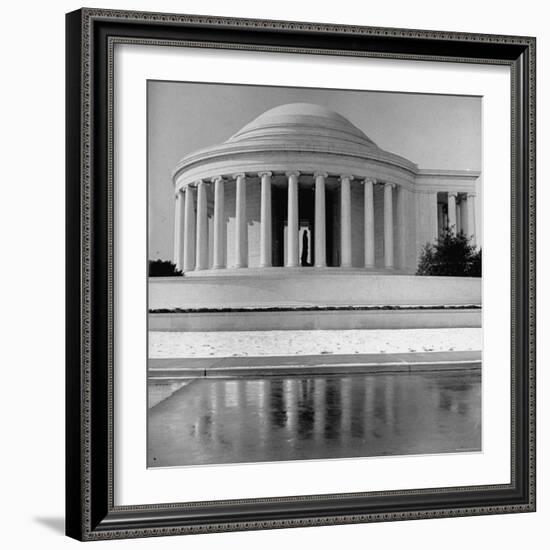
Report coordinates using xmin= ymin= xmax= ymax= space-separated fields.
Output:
xmin=195 ymin=180 xmax=208 ymax=270
xmin=340 ymin=378 xmax=352 ymax=440
xmin=183 ymin=187 xmax=196 ymax=272
xmin=224 ymin=380 xmax=238 ymax=408
xmin=340 ymin=175 xmax=352 ymax=267
xmin=314 ymin=172 xmax=327 ymax=267
xmin=210 ymin=382 xmax=220 ymax=444
xmin=447 ymin=192 xmax=457 ymax=235
xmin=286 ymin=171 xmax=300 ymax=267
xmin=364 ymin=378 xmax=375 ymax=436
xmin=313 ymin=378 xmax=326 ymax=443
xmin=284 ymin=379 xmax=298 ymax=449
xmin=466 ymin=193 xmax=476 ymax=245
xmin=212 ymin=176 xmax=225 ymax=269
xmin=234 ymin=173 xmax=248 ymax=268
xmin=384 ymin=183 xmax=394 ymax=268
xmin=258 ymin=379 xmax=268 ymax=447
xmin=173 ymin=190 xmax=184 ymax=271
xmin=364 ymin=179 xmax=375 ymax=268
xmin=385 ymin=375 xmax=395 ymax=431
xmin=259 ymin=171 xmax=272 ymax=267
xmin=237 ymin=381 xmax=246 ymax=455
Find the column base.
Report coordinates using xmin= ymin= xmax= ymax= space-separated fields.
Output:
xmin=181 ymin=266 xmax=410 ymax=277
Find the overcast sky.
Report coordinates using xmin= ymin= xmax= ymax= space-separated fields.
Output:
xmin=148 ymin=80 xmax=481 ymax=261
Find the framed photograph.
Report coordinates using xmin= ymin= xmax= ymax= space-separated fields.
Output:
xmin=66 ymin=8 xmax=536 ymax=541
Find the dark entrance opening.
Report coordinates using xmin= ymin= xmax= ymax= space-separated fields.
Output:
xmin=272 ymin=186 xmax=286 ymax=267
xmin=299 ymin=187 xmax=315 ymax=267
xmin=326 ymin=187 xmax=337 ymax=266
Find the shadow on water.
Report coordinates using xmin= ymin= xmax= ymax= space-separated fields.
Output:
xmin=148 ymin=370 xmax=481 ymax=468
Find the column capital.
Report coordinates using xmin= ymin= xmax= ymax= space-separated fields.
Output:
xmin=232 ymin=172 xmax=246 ymax=180
xmin=384 ymin=182 xmax=396 ymax=189
xmin=258 ymin=170 xmax=272 ymax=178
xmin=175 ymin=188 xmax=183 ymax=198
xmin=467 ymin=192 xmax=477 ymax=198
xmin=361 ymin=178 xmax=376 ymax=185
xmin=339 ymin=174 xmax=354 ymax=182
xmin=448 ymin=190 xmax=458 ymax=198
xmin=211 ymin=175 xmax=225 ymax=184
xmin=285 ymin=170 xmax=301 ymax=178
xmin=314 ymin=172 xmax=328 ymax=179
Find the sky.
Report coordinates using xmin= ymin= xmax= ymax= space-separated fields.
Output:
xmin=148 ymin=80 xmax=481 ymax=261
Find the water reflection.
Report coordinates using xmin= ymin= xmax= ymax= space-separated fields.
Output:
xmin=148 ymin=371 xmax=481 ymax=468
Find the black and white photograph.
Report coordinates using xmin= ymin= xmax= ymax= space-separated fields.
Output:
xmin=0 ymin=0 xmax=543 ymax=545
xmin=147 ymin=81 xmax=483 ymax=468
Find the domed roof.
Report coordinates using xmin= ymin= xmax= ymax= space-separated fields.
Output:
xmin=227 ymin=103 xmax=378 ymax=149
xmin=173 ymin=102 xmax=418 ymax=183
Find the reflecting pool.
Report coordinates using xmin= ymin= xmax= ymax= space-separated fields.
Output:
xmin=148 ymin=371 xmax=481 ymax=467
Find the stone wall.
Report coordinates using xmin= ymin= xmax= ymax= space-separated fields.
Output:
xmin=150 ymin=272 xmax=481 ymax=310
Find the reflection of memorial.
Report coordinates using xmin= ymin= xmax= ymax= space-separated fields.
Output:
xmin=171 ymin=103 xmax=481 ymax=274
xmin=147 ymin=374 xmax=482 ymax=467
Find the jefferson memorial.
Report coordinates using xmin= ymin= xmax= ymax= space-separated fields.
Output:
xmin=150 ymin=103 xmax=481 ymax=325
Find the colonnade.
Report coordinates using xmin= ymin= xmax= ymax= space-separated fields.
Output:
xmin=443 ymin=191 xmax=477 ymax=242
xmin=174 ymin=172 xmax=476 ymax=272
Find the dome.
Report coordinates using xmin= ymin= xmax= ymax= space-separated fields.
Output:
xmin=172 ymin=102 xmax=418 ymax=182
xmin=227 ymin=103 xmax=378 ymax=149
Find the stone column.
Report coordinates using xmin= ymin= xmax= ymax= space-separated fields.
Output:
xmin=466 ymin=193 xmax=476 ymax=245
xmin=259 ymin=171 xmax=272 ymax=268
xmin=340 ymin=175 xmax=353 ymax=267
xmin=183 ymin=187 xmax=196 ymax=272
xmin=195 ymin=180 xmax=208 ymax=270
xmin=447 ymin=192 xmax=457 ymax=235
xmin=173 ymin=190 xmax=184 ymax=271
xmin=234 ymin=173 xmax=248 ymax=268
xmin=396 ymin=185 xmax=407 ymax=269
xmin=384 ymin=182 xmax=394 ymax=268
xmin=314 ymin=172 xmax=327 ymax=267
xmin=364 ymin=179 xmax=375 ymax=268
xmin=286 ymin=171 xmax=300 ymax=267
xmin=212 ymin=176 xmax=225 ymax=269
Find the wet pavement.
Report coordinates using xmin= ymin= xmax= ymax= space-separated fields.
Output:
xmin=148 ymin=371 xmax=481 ymax=467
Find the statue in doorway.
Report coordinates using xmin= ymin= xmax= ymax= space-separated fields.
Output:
xmin=301 ymin=230 xmax=310 ymax=267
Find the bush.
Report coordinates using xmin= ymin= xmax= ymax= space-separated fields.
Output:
xmin=417 ymin=227 xmax=481 ymax=277
xmin=148 ymin=259 xmax=182 ymax=277
xmin=468 ymin=248 xmax=482 ymax=277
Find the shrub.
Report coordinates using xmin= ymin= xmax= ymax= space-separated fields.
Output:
xmin=467 ymin=248 xmax=482 ymax=277
xmin=417 ymin=227 xmax=481 ymax=277
xmin=148 ymin=259 xmax=182 ymax=277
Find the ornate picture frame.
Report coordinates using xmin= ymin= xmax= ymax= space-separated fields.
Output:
xmin=65 ymin=8 xmax=536 ymax=541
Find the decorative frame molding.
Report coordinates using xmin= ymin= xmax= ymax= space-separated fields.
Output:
xmin=66 ymin=8 xmax=536 ymax=541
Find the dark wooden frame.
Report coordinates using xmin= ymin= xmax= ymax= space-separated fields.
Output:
xmin=66 ymin=7 xmax=536 ymax=541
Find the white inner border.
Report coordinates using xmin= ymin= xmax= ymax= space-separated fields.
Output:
xmin=114 ymin=44 xmax=511 ymax=506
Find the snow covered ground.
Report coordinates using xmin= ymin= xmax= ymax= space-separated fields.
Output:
xmin=149 ymin=328 xmax=482 ymax=359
